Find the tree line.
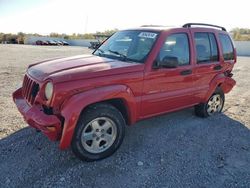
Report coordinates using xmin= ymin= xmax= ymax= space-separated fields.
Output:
xmin=2 ymin=28 xmax=250 ymax=44
xmin=231 ymin=28 xmax=250 ymax=41
xmin=0 ymin=29 xmax=118 ymax=44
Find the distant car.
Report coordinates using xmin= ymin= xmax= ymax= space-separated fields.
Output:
xmin=61 ymin=40 xmax=69 ymax=45
xmin=43 ymin=41 xmax=49 ymax=45
xmin=89 ymin=34 xmax=110 ymax=49
xmin=36 ymin=40 xmax=42 ymax=45
xmin=89 ymin=41 xmax=101 ymax=49
xmin=36 ymin=40 xmax=48 ymax=45
xmin=54 ymin=40 xmax=63 ymax=45
xmin=47 ymin=40 xmax=57 ymax=45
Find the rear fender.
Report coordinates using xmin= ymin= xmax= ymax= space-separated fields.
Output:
xmin=59 ymin=85 xmax=137 ymax=149
xmin=204 ymin=73 xmax=236 ymax=102
xmin=220 ymin=76 xmax=236 ymax=94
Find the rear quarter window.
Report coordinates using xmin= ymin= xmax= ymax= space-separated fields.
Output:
xmin=218 ymin=34 xmax=234 ymax=61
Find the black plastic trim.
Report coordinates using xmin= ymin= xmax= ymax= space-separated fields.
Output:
xmin=183 ymin=23 xmax=226 ymax=31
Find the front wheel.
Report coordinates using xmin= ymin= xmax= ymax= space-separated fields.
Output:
xmin=195 ymin=88 xmax=225 ymax=118
xmin=71 ymin=103 xmax=125 ymax=161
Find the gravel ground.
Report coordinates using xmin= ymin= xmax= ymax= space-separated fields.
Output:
xmin=0 ymin=44 xmax=249 ymax=188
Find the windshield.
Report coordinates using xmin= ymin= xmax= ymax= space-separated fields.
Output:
xmin=93 ymin=30 xmax=159 ymax=63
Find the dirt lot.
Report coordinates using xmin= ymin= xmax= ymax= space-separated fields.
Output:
xmin=0 ymin=44 xmax=249 ymax=188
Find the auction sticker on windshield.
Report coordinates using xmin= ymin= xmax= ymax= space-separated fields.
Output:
xmin=138 ymin=32 xmax=157 ymax=39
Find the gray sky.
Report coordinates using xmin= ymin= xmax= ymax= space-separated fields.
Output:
xmin=0 ymin=0 xmax=249 ymax=34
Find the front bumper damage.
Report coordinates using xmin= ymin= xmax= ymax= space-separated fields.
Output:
xmin=13 ymin=88 xmax=62 ymax=141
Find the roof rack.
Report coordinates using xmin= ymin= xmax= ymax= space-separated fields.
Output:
xmin=182 ymin=23 xmax=226 ymax=31
xmin=141 ymin=25 xmax=166 ymax=27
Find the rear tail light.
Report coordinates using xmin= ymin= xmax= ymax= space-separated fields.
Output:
xmin=224 ymin=70 xmax=233 ymax=77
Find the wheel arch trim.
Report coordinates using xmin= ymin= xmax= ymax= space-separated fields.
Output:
xmin=59 ymin=84 xmax=137 ymax=149
xmin=204 ymin=73 xmax=236 ymax=102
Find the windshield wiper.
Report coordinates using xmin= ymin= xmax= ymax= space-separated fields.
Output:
xmin=108 ymin=50 xmax=127 ymax=61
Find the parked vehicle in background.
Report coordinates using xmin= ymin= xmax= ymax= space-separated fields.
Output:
xmin=47 ymin=40 xmax=57 ymax=45
xmin=13 ymin=23 xmax=236 ymax=161
xmin=36 ymin=40 xmax=48 ymax=45
xmin=89 ymin=34 xmax=111 ymax=49
xmin=35 ymin=40 xmax=42 ymax=45
xmin=61 ymin=40 xmax=69 ymax=45
xmin=36 ymin=40 xmax=69 ymax=46
xmin=54 ymin=40 xmax=63 ymax=45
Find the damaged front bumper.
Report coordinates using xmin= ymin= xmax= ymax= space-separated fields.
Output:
xmin=12 ymin=88 xmax=62 ymax=141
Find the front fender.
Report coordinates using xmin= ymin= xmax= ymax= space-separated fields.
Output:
xmin=59 ymin=85 xmax=137 ymax=149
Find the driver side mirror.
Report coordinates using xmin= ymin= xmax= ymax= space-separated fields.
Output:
xmin=155 ymin=56 xmax=178 ymax=68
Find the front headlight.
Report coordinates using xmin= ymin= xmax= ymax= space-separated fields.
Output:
xmin=44 ymin=82 xmax=53 ymax=100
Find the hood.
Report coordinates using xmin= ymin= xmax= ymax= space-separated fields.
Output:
xmin=27 ymin=55 xmax=144 ymax=83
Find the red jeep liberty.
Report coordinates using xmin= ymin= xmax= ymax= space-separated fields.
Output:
xmin=13 ymin=23 xmax=236 ymax=161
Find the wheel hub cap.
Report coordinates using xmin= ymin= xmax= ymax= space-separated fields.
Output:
xmin=207 ymin=94 xmax=223 ymax=115
xmin=81 ymin=117 xmax=117 ymax=154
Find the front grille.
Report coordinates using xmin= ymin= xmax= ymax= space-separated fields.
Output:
xmin=22 ymin=75 xmax=39 ymax=105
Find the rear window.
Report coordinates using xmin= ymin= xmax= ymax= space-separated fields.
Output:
xmin=194 ymin=32 xmax=219 ymax=63
xmin=219 ymin=34 xmax=234 ymax=61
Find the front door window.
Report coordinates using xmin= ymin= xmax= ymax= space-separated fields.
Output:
xmin=157 ymin=33 xmax=190 ymax=66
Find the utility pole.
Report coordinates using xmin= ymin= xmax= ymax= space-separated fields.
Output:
xmin=84 ymin=15 xmax=88 ymax=34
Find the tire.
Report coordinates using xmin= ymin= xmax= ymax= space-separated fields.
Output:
xmin=195 ymin=88 xmax=225 ymax=118
xmin=71 ymin=103 xmax=125 ymax=161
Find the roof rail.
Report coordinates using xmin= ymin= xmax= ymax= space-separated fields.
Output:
xmin=141 ymin=25 xmax=165 ymax=27
xmin=182 ymin=23 xmax=226 ymax=31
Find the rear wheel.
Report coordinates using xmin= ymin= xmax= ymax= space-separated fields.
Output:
xmin=71 ymin=103 xmax=125 ymax=161
xmin=195 ymin=88 xmax=225 ymax=117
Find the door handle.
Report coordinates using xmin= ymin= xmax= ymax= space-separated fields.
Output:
xmin=180 ymin=69 xmax=192 ymax=75
xmin=213 ymin=65 xmax=222 ymax=70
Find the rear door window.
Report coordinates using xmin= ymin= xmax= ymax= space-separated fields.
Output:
xmin=194 ymin=32 xmax=219 ymax=63
xmin=209 ymin=33 xmax=219 ymax=61
xmin=219 ymin=34 xmax=234 ymax=61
